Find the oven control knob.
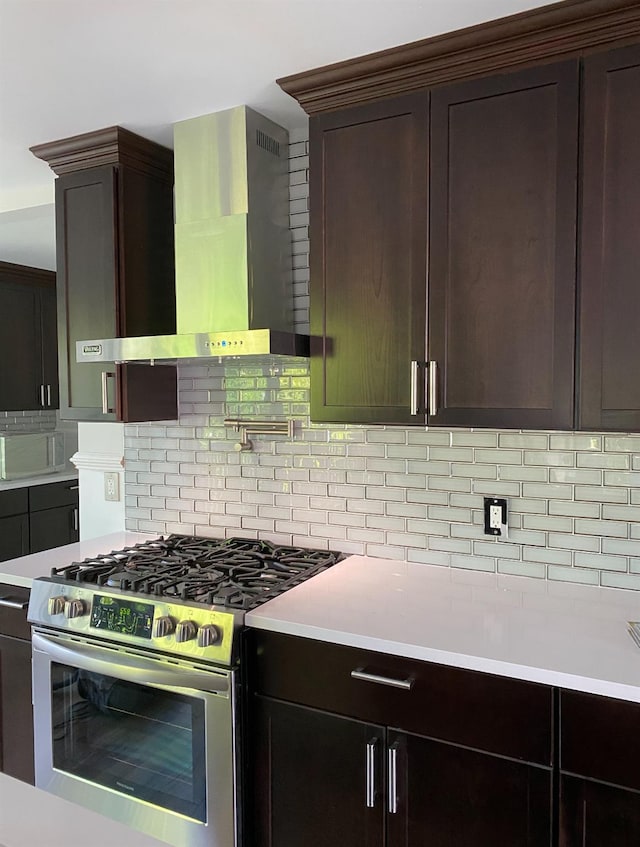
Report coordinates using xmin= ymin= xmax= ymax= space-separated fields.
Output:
xmin=152 ymin=616 xmax=175 ymax=639
xmin=197 ymin=624 xmax=222 ymax=648
xmin=64 ymin=599 xmax=86 ymax=619
xmin=47 ymin=595 xmax=66 ymax=616
xmin=175 ymin=620 xmax=198 ymax=643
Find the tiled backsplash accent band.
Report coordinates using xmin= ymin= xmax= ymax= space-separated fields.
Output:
xmin=123 ymin=131 xmax=640 ymax=591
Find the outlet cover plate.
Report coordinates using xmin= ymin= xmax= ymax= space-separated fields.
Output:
xmin=104 ymin=471 xmax=120 ymax=502
xmin=484 ymin=497 xmax=507 ymax=536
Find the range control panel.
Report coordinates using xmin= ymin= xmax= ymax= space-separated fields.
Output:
xmin=28 ymin=579 xmax=238 ymax=665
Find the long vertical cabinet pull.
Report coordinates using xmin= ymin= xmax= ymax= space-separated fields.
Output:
xmin=46 ymin=384 xmax=52 ymax=407
xmin=388 ymin=741 xmax=399 ymax=814
xmin=365 ymin=738 xmax=377 ymax=808
xmin=101 ymin=371 xmax=116 ymax=414
xmin=428 ymin=360 xmax=438 ymax=417
xmin=410 ymin=360 xmax=420 ymax=415
xmin=39 ymin=384 xmax=46 ymax=407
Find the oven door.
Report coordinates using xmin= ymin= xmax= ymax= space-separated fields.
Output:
xmin=31 ymin=629 xmax=237 ymax=847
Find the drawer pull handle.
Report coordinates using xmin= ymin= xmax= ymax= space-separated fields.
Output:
xmin=67 ymin=485 xmax=79 ymax=491
xmin=388 ymin=742 xmax=399 ymax=814
xmin=366 ymin=738 xmax=377 ymax=808
xmin=0 ymin=596 xmax=29 ymax=610
xmin=351 ymin=669 xmax=414 ymax=691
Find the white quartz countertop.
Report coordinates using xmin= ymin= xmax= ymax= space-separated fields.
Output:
xmin=246 ymin=555 xmax=640 ymax=704
xmin=0 ymin=532 xmax=159 ymax=588
xmin=0 ymin=774 xmax=169 ymax=847
xmin=0 ymin=469 xmax=78 ymax=491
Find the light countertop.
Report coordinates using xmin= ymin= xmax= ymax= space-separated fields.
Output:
xmin=247 ymin=554 xmax=640 ymax=704
xmin=0 ymin=532 xmax=160 ymax=588
xmin=0 ymin=469 xmax=78 ymax=491
xmin=0 ymin=773 xmax=169 ymax=847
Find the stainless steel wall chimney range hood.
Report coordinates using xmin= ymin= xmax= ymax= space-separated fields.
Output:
xmin=78 ymin=106 xmax=309 ymax=363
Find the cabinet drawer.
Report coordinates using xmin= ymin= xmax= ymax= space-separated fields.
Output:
xmin=29 ymin=479 xmax=79 ymax=512
xmin=0 ymin=488 xmax=28 ymax=518
xmin=561 ymin=689 xmax=640 ymax=791
xmin=249 ymin=631 xmax=553 ymax=766
xmin=0 ymin=583 xmax=31 ymax=640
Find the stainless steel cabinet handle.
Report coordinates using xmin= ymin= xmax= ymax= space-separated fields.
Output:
xmin=351 ymin=668 xmax=414 ymax=691
xmin=39 ymin=384 xmax=46 ymax=407
xmin=101 ymin=370 xmax=116 ymax=414
xmin=366 ymin=738 xmax=377 ymax=808
xmin=428 ymin=360 xmax=438 ymax=417
xmin=67 ymin=484 xmax=79 ymax=491
xmin=410 ymin=360 xmax=419 ymax=415
xmin=46 ymin=384 xmax=52 ymax=407
xmin=0 ymin=596 xmax=29 ymax=610
xmin=72 ymin=507 xmax=79 ymax=533
xmin=388 ymin=742 xmax=399 ymax=814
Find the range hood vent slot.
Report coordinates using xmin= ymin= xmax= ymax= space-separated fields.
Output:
xmin=256 ymin=129 xmax=281 ymax=157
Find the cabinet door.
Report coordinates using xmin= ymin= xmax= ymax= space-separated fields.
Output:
xmin=40 ymin=285 xmax=59 ymax=409
xmin=0 ymin=634 xmax=34 ymax=783
xmin=560 ymin=775 xmax=640 ymax=847
xmin=578 ymin=44 xmax=640 ymax=431
xmin=252 ymin=696 xmax=384 ymax=847
xmin=429 ymin=61 xmax=579 ymax=429
xmin=0 ymin=515 xmax=29 ymax=562
xmin=55 ymin=165 xmax=119 ymax=420
xmin=388 ymin=730 xmax=552 ymax=847
xmin=309 ymin=94 xmax=428 ymax=424
xmin=0 ymin=280 xmax=42 ymax=412
xmin=29 ymin=504 xmax=78 ymax=553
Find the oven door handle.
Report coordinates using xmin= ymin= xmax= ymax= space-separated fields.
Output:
xmin=32 ymin=631 xmax=231 ymax=696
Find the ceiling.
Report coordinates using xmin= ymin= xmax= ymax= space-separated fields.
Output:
xmin=0 ymin=0 xmax=558 ymax=270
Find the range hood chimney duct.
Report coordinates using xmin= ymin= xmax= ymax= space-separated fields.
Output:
xmin=77 ymin=106 xmax=309 ymax=363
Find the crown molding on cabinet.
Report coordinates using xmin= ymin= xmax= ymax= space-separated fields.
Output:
xmin=277 ymin=0 xmax=640 ymax=114
xmin=29 ymin=126 xmax=173 ymax=179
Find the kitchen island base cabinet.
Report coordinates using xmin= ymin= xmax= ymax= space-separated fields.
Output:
xmin=0 ymin=583 xmax=33 ymax=784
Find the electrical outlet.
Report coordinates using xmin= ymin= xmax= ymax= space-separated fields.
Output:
xmin=484 ymin=497 xmax=508 ymax=537
xmin=104 ymin=472 xmax=120 ymax=502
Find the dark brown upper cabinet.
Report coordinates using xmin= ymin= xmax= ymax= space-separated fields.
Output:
xmin=0 ymin=262 xmax=58 ymax=413
xmin=309 ymin=62 xmax=579 ymax=427
xmin=283 ymin=0 xmax=640 ymax=430
xmin=309 ymin=95 xmax=428 ymax=424
xmin=30 ymin=127 xmax=178 ymax=423
xmin=428 ymin=61 xmax=579 ymax=430
xmin=578 ymin=44 xmax=640 ymax=432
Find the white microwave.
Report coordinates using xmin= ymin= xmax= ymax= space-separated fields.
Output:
xmin=0 ymin=431 xmax=64 ymax=480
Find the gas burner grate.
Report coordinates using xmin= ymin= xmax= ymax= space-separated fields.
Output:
xmin=51 ymin=535 xmax=342 ymax=610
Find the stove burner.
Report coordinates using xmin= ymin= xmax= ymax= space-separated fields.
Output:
xmin=51 ymin=535 xmax=342 ymax=610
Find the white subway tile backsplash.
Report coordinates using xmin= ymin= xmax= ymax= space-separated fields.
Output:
xmin=120 ymin=137 xmax=640 ymax=590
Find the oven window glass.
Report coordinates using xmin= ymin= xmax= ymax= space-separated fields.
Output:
xmin=50 ymin=663 xmax=207 ymax=822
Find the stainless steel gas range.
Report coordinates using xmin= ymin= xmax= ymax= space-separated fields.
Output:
xmin=27 ymin=535 xmax=342 ymax=847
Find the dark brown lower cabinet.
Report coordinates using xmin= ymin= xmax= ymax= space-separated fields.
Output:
xmin=253 ymin=696 xmax=552 ymax=847
xmin=559 ymin=689 xmax=640 ymax=846
xmin=254 ymin=698 xmax=384 ymax=847
xmin=0 ymin=514 xmax=29 ymax=562
xmin=560 ymin=776 xmax=640 ymax=846
xmin=389 ymin=730 xmax=552 ymax=847
xmin=0 ymin=583 xmax=34 ymax=784
xmin=249 ymin=632 xmax=554 ymax=847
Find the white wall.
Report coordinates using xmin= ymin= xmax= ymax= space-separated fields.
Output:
xmin=73 ymin=422 xmax=125 ymax=539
